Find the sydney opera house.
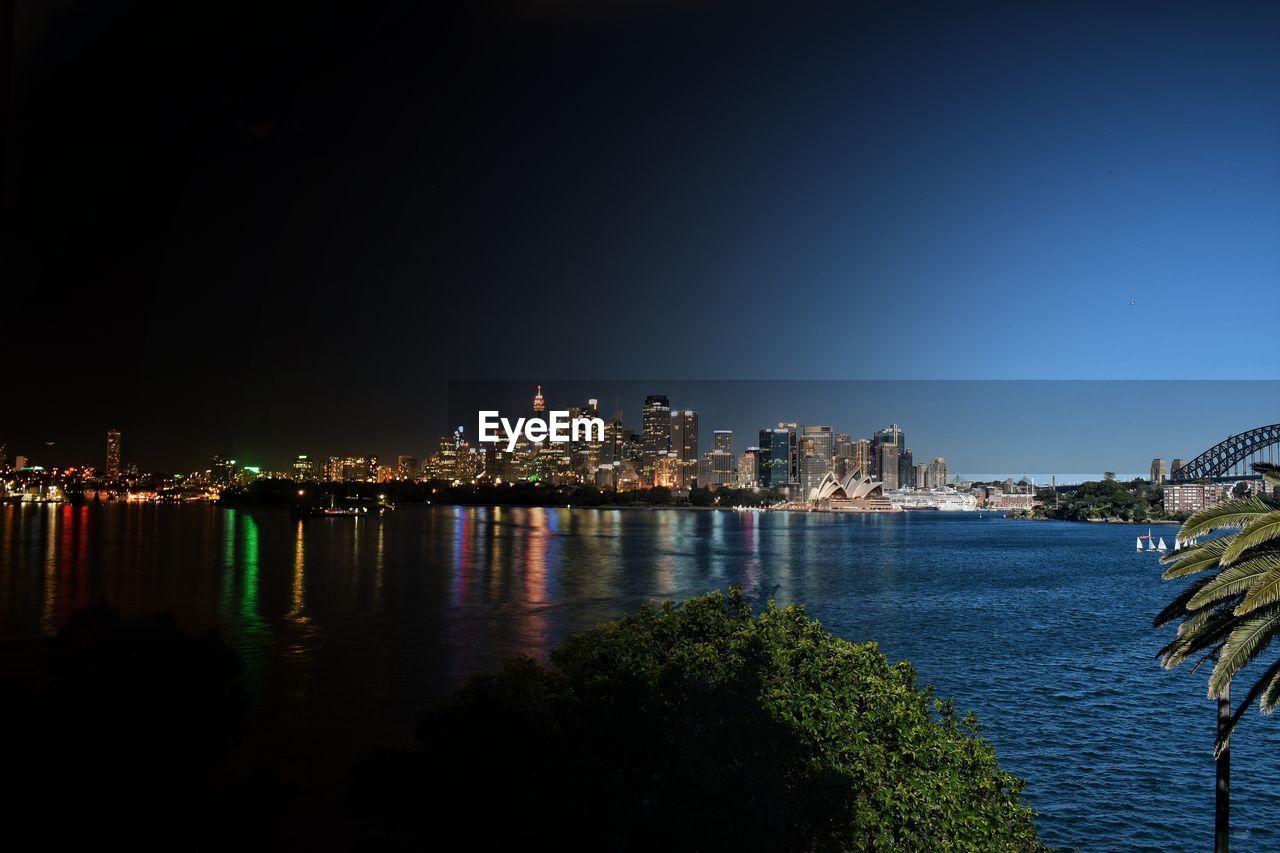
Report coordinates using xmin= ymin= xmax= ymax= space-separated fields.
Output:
xmin=795 ymin=470 xmax=901 ymax=512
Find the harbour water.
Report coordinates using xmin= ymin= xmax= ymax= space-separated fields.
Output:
xmin=1 ymin=502 xmax=1277 ymax=850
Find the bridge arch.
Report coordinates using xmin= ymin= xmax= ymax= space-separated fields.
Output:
xmin=1172 ymin=423 xmax=1280 ymax=481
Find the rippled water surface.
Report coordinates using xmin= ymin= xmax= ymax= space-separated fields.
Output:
xmin=1 ymin=503 xmax=1276 ymax=850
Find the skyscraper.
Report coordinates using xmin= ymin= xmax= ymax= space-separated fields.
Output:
xmin=851 ymin=438 xmax=871 ymax=479
xmin=872 ymin=424 xmax=903 ymax=478
xmin=641 ymin=395 xmax=671 ymax=483
xmin=106 ymin=430 xmax=121 ymax=479
xmin=758 ymin=425 xmax=797 ymax=491
xmin=876 ymin=443 xmax=900 ymax=489
xmin=713 ymin=430 xmax=733 ymax=454
xmin=926 ymin=456 xmax=950 ymax=489
xmin=396 ymin=455 xmax=421 ymax=480
xmin=293 ymin=454 xmax=320 ymax=480
xmin=738 ymin=447 xmax=760 ymax=488
xmin=671 ymin=410 xmax=699 ymax=488
xmin=898 ymin=447 xmax=915 ymax=489
xmin=798 ymin=425 xmax=834 ymax=498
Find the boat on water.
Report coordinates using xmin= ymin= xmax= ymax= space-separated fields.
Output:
xmin=1136 ymin=529 xmax=1169 ymax=552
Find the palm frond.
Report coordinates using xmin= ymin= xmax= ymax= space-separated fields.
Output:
xmin=1208 ymin=607 xmax=1280 ymax=696
xmin=1159 ymin=608 xmax=1238 ymax=668
xmin=1161 ymin=537 xmax=1232 ymax=580
xmin=1188 ymin=553 xmax=1280 ymax=610
xmin=1221 ymin=511 xmax=1280 ymax=566
xmin=1254 ymin=462 xmax=1280 ymax=489
xmin=1178 ymin=497 xmax=1273 ymax=541
xmin=1153 ymin=576 xmax=1214 ymax=628
xmin=1261 ymin=663 xmax=1280 ymax=713
xmin=1235 ymin=552 xmax=1280 ymax=615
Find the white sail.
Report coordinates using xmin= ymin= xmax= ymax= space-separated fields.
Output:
xmin=1157 ymin=537 xmax=1168 ymax=552
xmin=1146 ymin=539 xmax=1156 ymax=551
xmin=1136 ymin=536 xmax=1144 ymax=551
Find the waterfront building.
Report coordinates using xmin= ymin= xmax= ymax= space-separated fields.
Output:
xmin=738 ymin=447 xmax=759 ymax=488
xmin=1164 ymin=482 xmax=1227 ymax=515
xmin=798 ymin=425 xmax=834 ymax=499
xmin=324 ymin=456 xmax=343 ymax=481
xmin=807 ymin=470 xmax=898 ymax=512
xmin=1150 ymin=458 xmax=1167 ymax=485
xmin=106 ymin=430 xmax=122 ymax=480
xmin=671 ymin=410 xmax=699 ymax=488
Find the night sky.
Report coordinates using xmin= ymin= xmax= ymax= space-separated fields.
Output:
xmin=6 ymin=1 xmax=1280 ymax=471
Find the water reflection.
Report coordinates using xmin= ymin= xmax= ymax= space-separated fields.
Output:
xmin=4 ymin=503 xmax=1280 ymax=850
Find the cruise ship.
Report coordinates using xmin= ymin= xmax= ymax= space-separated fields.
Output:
xmin=885 ymin=488 xmax=979 ymax=512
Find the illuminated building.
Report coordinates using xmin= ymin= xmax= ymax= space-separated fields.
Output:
xmin=0 ymin=441 xmax=6 ymax=471
xmin=293 ymin=455 xmax=319 ymax=480
xmin=106 ymin=430 xmax=122 ymax=479
xmin=738 ymin=447 xmax=759 ymax=488
xmin=758 ymin=425 xmax=796 ymax=491
xmin=653 ymin=451 xmax=680 ymax=488
xmin=641 ymin=395 xmax=671 ymax=483
xmin=340 ymin=457 xmax=370 ymax=482
xmin=699 ymin=448 xmax=734 ymax=488
xmin=671 ymin=410 xmax=699 ymax=488
xmin=807 ymin=470 xmax=898 ymax=512
xmin=532 ymin=385 xmax=545 ymax=413
xmin=210 ymin=454 xmax=236 ymax=486
xmin=396 ymin=455 xmax=420 ymax=480
xmin=377 ymin=464 xmax=394 ymax=483
xmin=713 ymin=430 xmax=733 ymax=454
xmin=324 ymin=456 xmax=343 ymax=481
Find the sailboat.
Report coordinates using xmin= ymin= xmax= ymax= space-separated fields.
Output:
xmin=1157 ymin=536 xmax=1168 ymax=552
xmin=1137 ymin=529 xmax=1158 ymax=552
xmin=1136 ymin=535 xmax=1144 ymax=552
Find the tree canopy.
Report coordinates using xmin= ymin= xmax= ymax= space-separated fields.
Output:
xmin=351 ymin=590 xmax=1043 ymax=851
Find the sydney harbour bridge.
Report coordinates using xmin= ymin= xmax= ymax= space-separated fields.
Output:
xmin=1171 ymin=423 xmax=1280 ymax=482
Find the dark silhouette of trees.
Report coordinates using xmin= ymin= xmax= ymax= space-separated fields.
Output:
xmin=0 ymin=602 xmax=289 ymax=848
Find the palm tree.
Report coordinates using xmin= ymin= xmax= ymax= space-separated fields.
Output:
xmin=1155 ymin=463 xmax=1280 ymax=852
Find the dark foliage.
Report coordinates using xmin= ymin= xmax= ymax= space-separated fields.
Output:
xmin=350 ymin=590 xmax=1043 ymax=852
